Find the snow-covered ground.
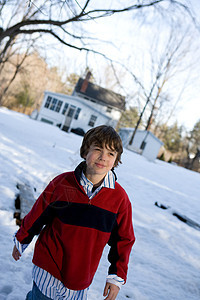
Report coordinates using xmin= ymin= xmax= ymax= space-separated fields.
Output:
xmin=0 ymin=107 xmax=200 ymax=300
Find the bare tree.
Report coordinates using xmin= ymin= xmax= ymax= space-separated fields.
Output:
xmin=145 ymin=28 xmax=194 ymax=130
xmin=127 ymin=24 xmax=198 ymax=145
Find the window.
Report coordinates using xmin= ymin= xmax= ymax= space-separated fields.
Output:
xmin=106 ymin=106 xmax=112 ymax=113
xmin=88 ymin=115 xmax=97 ymax=127
xmin=62 ymin=103 xmax=69 ymax=115
xmin=67 ymin=105 xmax=76 ymax=117
xmin=140 ymin=141 xmax=146 ymax=150
xmin=41 ymin=118 xmax=53 ymax=125
xmin=55 ymin=100 xmax=63 ymax=113
xmin=50 ymin=98 xmax=57 ymax=110
xmin=44 ymin=96 xmax=63 ymax=113
xmin=44 ymin=96 xmax=52 ymax=108
xmin=74 ymin=108 xmax=81 ymax=120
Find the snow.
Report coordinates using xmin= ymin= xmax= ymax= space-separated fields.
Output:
xmin=0 ymin=107 xmax=200 ymax=300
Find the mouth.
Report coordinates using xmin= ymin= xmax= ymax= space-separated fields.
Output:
xmin=95 ymin=163 xmax=105 ymax=168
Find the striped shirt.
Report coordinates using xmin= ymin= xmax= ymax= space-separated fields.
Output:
xmin=32 ymin=265 xmax=88 ymax=300
xmin=14 ymin=170 xmax=123 ymax=299
xmin=80 ymin=169 xmax=115 ymax=199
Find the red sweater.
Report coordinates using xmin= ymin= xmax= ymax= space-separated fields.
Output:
xmin=16 ymin=163 xmax=135 ymax=290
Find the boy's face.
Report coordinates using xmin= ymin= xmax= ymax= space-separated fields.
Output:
xmin=84 ymin=143 xmax=117 ymax=183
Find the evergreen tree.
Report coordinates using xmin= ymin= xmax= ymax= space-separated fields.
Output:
xmin=190 ymin=120 xmax=200 ymax=150
xmin=160 ymin=122 xmax=183 ymax=153
xmin=189 ymin=120 xmax=200 ymax=171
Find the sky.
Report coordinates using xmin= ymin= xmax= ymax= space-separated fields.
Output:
xmin=0 ymin=107 xmax=200 ymax=299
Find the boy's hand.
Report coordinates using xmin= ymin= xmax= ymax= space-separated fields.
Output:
xmin=12 ymin=245 xmax=21 ymax=261
xmin=103 ymin=282 xmax=120 ymax=300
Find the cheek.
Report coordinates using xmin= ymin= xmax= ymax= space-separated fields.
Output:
xmin=109 ymin=157 xmax=116 ymax=167
xmin=112 ymin=157 xmax=118 ymax=167
xmin=86 ymin=152 xmax=96 ymax=163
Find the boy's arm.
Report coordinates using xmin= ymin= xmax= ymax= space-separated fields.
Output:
xmin=107 ymin=201 xmax=135 ymax=283
xmin=14 ymin=177 xmax=59 ymax=246
xmin=104 ymin=200 xmax=135 ymax=299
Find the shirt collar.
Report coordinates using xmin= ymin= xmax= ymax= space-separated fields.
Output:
xmin=81 ymin=170 xmax=115 ymax=190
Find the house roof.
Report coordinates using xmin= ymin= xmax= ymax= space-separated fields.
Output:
xmin=74 ymin=78 xmax=125 ymax=111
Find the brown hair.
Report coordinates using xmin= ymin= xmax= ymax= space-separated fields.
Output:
xmin=80 ymin=125 xmax=123 ymax=167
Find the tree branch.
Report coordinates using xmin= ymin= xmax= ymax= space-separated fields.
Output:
xmin=17 ymin=28 xmax=114 ymax=60
xmin=0 ymin=1 xmax=171 ymax=43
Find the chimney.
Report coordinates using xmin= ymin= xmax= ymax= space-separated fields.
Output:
xmin=80 ymin=71 xmax=92 ymax=93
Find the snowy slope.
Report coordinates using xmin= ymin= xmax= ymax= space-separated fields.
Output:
xmin=0 ymin=107 xmax=200 ymax=300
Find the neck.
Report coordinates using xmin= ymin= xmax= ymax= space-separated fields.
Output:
xmin=84 ymin=172 xmax=105 ymax=186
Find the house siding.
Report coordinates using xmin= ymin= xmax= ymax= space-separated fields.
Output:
xmin=119 ymin=128 xmax=163 ymax=161
xmin=37 ymin=91 xmax=121 ymax=133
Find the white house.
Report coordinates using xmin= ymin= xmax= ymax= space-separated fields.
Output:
xmin=118 ymin=128 xmax=163 ymax=161
xmin=35 ymin=75 xmax=125 ymax=134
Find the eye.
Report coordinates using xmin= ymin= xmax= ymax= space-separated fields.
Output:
xmin=94 ymin=147 xmax=101 ymax=151
xmin=109 ymin=152 xmax=115 ymax=156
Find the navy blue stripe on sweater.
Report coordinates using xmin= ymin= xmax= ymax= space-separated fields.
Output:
xmin=53 ymin=201 xmax=117 ymax=232
xmin=21 ymin=200 xmax=117 ymax=245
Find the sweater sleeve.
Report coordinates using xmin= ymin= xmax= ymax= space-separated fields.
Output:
xmin=107 ymin=200 xmax=135 ymax=283
xmin=15 ymin=176 xmax=60 ymax=245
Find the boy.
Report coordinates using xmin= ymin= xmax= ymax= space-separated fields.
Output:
xmin=12 ymin=125 xmax=135 ymax=300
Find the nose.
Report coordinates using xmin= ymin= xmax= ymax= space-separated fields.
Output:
xmin=99 ymin=151 xmax=106 ymax=161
